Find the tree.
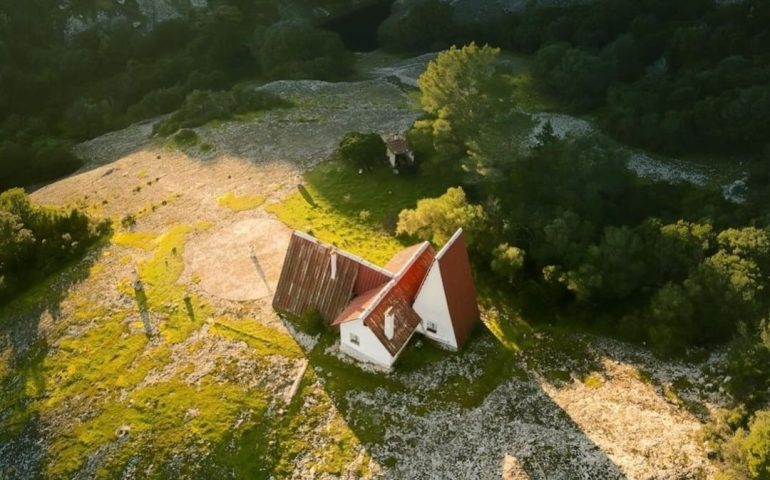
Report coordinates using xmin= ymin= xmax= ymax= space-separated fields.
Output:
xmin=255 ymin=21 xmax=352 ymax=81
xmin=337 ymin=132 xmax=386 ymax=170
xmin=721 ymin=410 xmax=770 ymax=480
xmin=491 ymin=243 xmax=526 ymax=284
xmin=396 ymin=187 xmax=484 ymax=246
xmin=378 ymin=0 xmax=458 ymax=52
xmin=418 ymin=43 xmax=500 ymax=141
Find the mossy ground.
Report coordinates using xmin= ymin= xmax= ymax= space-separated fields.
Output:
xmin=266 ymin=160 xmax=449 ymax=265
xmin=0 ymin=217 xmax=367 ymax=478
xmin=217 ymin=191 xmax=267 ymax=212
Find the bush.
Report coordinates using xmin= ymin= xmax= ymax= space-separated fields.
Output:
xmin=337 ymin=132 xmax=386 ymax=171
xmin=378 ymin=0 xmax=459 ymax=52
xmin=254 ymin=21 xmax=353 ymax=80
xmin=0 ymin=189 xmax=108 ymax=303
xmin=173 ymin=129 xmax=200 ymax=149
xmin=0 ymin=139 xmax=82 ymax=191
xmin=294 ymin=308 xmax=325 ymax=336
xmin=718 ymin=410 xmax=770 ymax=480
xmin=153 ymin=88 xmax=288 ymax=136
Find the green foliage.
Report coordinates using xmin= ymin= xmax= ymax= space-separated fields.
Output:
xmin=294 ymin=308 xmax=325 ymax=336
xmin=490 ymin=243 xmax=526 ymax=284
xmin=337 ymin=132 xmax=386 ymax=170
xmin=418 ymin=43 xmax=501 ymax=144
xmin=533 ymin=43 xmax=614 ymax=111
xmin=172 ymin=129 xmax=201 ymax=148
xmin=480 ymin=0 xmax=770 ymax=155
xmin=378 ymin=0 xmax=459 ymax=52
xmin=266 ymin=160 xmax=449 ymax=265
xmin=724 ymin=320 xmax=770 ymax=409
xmin=396 ymin=187 xmax=485 ymax=246
xmin=0 ymin=189 xmax=108 ymax=303
xmin=0 ymin=139 xmax=83 ymax=191
xmin=254 ymin=21 xmax=353 ymax=80
xmin=153 ymin=87 xmax=289 ymax=136
xmin=716 ymin=410 xmax=770 ymax=480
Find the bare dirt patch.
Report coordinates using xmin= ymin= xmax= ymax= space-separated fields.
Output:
xmin=184 ymin=218 xmax=291 ymax=301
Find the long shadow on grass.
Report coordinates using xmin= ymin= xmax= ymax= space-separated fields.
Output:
xmin=301 ymin=322 xmax=629 ymax=479
xmin=0 ymin=242 xmax=107 ymax=476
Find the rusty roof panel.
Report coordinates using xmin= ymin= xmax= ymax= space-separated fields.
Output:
xmin=331 ymin=285 xmax=385 ymax=326
xmin=384 ymin=243 xmax=424 ymax=274
xmin=273 ymin=232 xmax=361 ymax=324
xmin=354 ymin=263 xmax=392 ymax=295
xmin=436 ymin=229 xmax=479 ymax=347
xmin=363 ymin=245 xmax=435 ymax=356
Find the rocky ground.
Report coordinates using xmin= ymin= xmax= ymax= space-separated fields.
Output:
xmin=0 ymin=52 xmax=730 ymax=479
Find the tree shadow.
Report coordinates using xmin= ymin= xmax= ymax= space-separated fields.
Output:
xmin=297 ymin=184 xmax=317 ymax=207
xmin=301 ymin=325 xmax=630 ymax=479
xmin=250 ymin=251 xmax=272 ymax=296
xmin=0 ymin=242 xmax=107 ymax=476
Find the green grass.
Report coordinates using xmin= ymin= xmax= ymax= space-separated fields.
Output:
xmin=210 ymin=317 xmax=304 ymax=358
xmin=266 ymin=161 xmax=450 ymax=265
xmin=582 ymin=372 xmax=605 ymax=389
xmin=217 ymin=191 xmax=267 ymax=212
xmin=0 ymin=222 xmax=313 ymax=478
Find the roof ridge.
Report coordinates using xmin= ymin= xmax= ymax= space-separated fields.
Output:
xmin=435 ymin=228 xmax=464 ymax=261
xmin=359 ymin=241 xmax=432 ymax=322
xmin=292 ymin=230 xmax=394 ymax=277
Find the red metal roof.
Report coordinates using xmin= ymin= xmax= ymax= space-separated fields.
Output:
xmin=362 ymin=243 xmax=436 ymax=356
xmin=331 ymin=285 xmax=384 ymax=326
xmin=435 ymin=229 xmax=479 ymax=347
xmin=273 ymin=228 xmax=478 ymax=359
xmin=384 ymin=243 xmax=425 ymax=274
xmin=354 ymin=263 xmax=391 ymax=296
xmin=272 ymin=232 xmax=392 ymax=324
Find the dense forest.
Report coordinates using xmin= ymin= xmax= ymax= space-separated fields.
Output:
xmin=380 ymin=0 xmax=770 ymax=157
xmin=398 ymin=43 xmax=770 ymax=480
xmin=0 ymin=1 xmax=353 ymax=190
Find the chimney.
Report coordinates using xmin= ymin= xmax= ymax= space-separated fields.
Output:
xmin=384 ymin=306 xmax=394 ymax=340
xmin=330 ymin=251 xmax=338 ymax=280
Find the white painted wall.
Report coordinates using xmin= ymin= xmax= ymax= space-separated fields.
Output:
xmin=387 ymin=151 xmax=397 ymax=168
xmin=413 ymin=263 xmax=458 ymax=350
xmin=340 ymin=318 xmax=396 ymax=370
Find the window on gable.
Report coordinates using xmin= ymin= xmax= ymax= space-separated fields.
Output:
xmin=350 ymin=333 xmax=360 ymax=345
xmin=427 ymin=321 xmax=437 ymax=334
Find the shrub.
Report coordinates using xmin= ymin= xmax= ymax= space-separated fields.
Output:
xmin=153 ymin=88 xmax=288 ymax=136
xmin=0 ymin=189 xmax=108 ymax=303
xmin=254 ymin=21 xmax=353 ymax=80
xmin=294 ymin=308 xmax=325 ymax=336
xmin=337 ymin=132 xmax=386 ymax=171
xmin=173 ymin=129 xmax=201 ymax=148
xmin=719 ymin=410 xmax=770 ymax=480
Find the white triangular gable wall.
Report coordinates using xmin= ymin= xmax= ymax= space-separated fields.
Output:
xmin=413 ymin=261 xmax=458 ymax=350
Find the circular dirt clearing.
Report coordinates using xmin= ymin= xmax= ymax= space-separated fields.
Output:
xmin=185 ymin=218 xmax=291 ymax=301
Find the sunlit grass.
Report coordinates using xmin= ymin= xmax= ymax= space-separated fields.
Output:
xmin=266 ymin=160 xmax=448 ymax=265
xmin=217 ymin=191 xmax=267 ymax=212
xmin=211 ymin=317 xmax=304 ymax=358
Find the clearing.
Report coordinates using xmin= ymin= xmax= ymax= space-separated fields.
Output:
xmin=0 ymin=53 xmax=729 ymax=479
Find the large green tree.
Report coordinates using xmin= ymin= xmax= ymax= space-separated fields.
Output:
xmin=396 ymin=187 xmax=484 ymax=246
xmin=418 ymin=43 xmax=500 ymax=142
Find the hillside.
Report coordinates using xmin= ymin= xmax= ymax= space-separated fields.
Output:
xmin=1 ymin=1 xmax=769 ymax=478
xmin=0 ymin=52 xmax=737 ymax=479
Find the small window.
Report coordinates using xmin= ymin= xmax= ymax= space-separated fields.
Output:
xmin=349 ymin=333 xmax=360 ymax=345
xmin=426 ymin=322 xmax=437 ymax=334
